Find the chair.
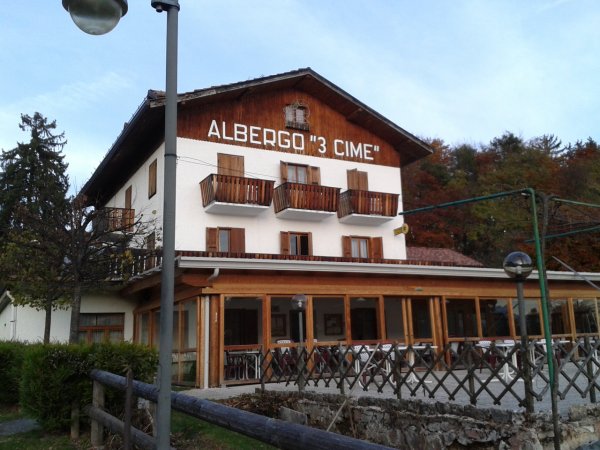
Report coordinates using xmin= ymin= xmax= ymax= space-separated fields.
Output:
xmin=275 ymin=339 xmax=295 ymax=375
xmin=224 ymin=351 xmax=245 ymax=380
xmin=477 ymin=340 xmax=496 ymax=372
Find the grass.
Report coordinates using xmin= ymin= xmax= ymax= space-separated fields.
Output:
xmin=0 ymin=404 xmax=275 ymax=450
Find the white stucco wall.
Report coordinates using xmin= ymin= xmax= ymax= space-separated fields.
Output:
xmin=0 ymin=303 xmax=15 ymax=341
xmin=103 ymin=135 xmax=408 ymax=259
xmin=0 ymin=294 xmax=137 ymax=343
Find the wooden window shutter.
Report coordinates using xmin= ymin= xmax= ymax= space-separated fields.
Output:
xmin=218 ymin=153 xmax=244 ymax=177
xmin=308 ymin=166 xmax=321 ymax=185
xmin=307 ymin=232 xmax=313 ymax=256
xmin=146 ymin=232 xmax=155 ymax=251
xmin=280 ymin=161 xmax=289 ymax=183
xmin=342 ymin=236 xmax=352 ymax=258
xmin=148 ymin=159 xmax=157 ymax=198
xmin=230 ymin=228 xmax=245 ymax=253
xmin=206 ymin=227 xmax=218 ymax=252
xmin=125 ymin=185 xmax=132 ymax=209
xmin=347 ymin=169 xmax=368 ymax=190
xmin=370 ymin=237 xmax=383 ymax=259
xmin=280 ymin=231 xmax=290 ymax=255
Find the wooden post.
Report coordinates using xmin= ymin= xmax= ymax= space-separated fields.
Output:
xmin=338 ymin=343 xmax=345 ymax=396
xmin=585 ymin=337 xmax=597 ymax=403
xmin=466 ymin=343 xmax=476 ymax=405
xmin=124 ymin=368 xmax=133 ymax=450
xmin=394 ymin=346 xmax=402 ymax=400
xmin=70 ymin=400 xmax=80 ymax=440
xmin=91 ymin=380 xmax=105 ymax=448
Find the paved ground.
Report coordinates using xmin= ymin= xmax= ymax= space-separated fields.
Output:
xmin=186 ymin=364 xmax=600 ymax=417
xmin=0 ymin=418 xmax=39 ymax=437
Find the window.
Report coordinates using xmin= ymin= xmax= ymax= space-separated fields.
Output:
xmin=280 ymin=162 xmax=320 ymax=185
xmin=206 ymin=227 xmax=245 ymax=253
xmin=219 ymin=229 xmax=230 ymax=252
xmin=78 ymin=313 xmax=124 ymax=344
xmin=280 ymin=231 xmax=312 ymax=256
xmin=351 ymin=238 xmax=368 ymax=258
xmin=342 ymin=236 xmax=383 ymax=259
xmin=284 ymin=103 xmax=309 ymax=131
xmin=288 ymin=164 xmax=307 ymax=184
xmin=148 ymin=159 xmax=157 ymax=198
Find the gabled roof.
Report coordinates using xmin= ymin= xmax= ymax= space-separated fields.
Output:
xmin=406 ymin=247 xmax=484 ymax=268
xmin=80 ymin=68 xmax=433 ymax=205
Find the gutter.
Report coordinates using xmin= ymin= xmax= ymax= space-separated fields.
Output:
xmin=177 ymin=256 xmax=600 ymax=281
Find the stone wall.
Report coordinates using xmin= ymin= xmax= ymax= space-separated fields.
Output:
xmin=251 ymin=390 xmax=600 ymax=449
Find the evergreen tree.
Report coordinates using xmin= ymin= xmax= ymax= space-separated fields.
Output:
xmin=0 ymin=113 xmax=70 ymax=343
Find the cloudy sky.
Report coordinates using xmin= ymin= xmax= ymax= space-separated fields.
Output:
xmin=1 ymin=1 xmax=599 ymax=188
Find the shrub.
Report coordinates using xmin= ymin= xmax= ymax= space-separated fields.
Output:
xmin=0 ymin=341 xmax=27 ymax=405
xmin=19 ymin=342 xmax=158 ymax=432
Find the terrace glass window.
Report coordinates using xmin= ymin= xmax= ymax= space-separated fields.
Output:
xmin=445 ymin=298 xmax=477 ymax=338
xmin=480 ymin=298 xmax=510 ymax=337
xmin=574 ymin=298 xmax=599 ymax=334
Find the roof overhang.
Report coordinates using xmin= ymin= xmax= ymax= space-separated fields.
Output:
xmin=176 ymin=256 xmax=600 ymax=282
xmin=0 ymin=290 xmax=15 ymax=314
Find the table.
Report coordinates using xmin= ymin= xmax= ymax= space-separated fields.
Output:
xmin=351 ymin=344 xmax=397 ymax=388
xmin=405 ymin=345 xmax=437 ymax=384
xmin=495 ymin=341 xmax=519 ymax=382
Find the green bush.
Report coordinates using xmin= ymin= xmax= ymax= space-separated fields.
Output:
xmin=0 ymin=341 xmax=27 ymax=405
xmin=19 ymin=342 xmax=158 ymax=432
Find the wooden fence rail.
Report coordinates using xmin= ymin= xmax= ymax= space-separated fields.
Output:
xmin=88 ymin=369 xmax=394 ymax=450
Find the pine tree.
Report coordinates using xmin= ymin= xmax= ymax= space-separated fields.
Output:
xmin=0 ymin=113 xmax=70 ymax=343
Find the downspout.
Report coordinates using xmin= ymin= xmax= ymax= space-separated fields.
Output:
xmin=203 ymin=268 xmax=219 ymax=389
xmin=203 ymin=296 xmax=210 ymax=389
xmin=7 ymin=292 xmax=17 ymax=341
xmin=207 ymin=267 xmax=220 ymax=282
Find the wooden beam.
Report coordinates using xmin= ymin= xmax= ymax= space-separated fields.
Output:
xmin=179 ymin=273 xmax=214 ymax=287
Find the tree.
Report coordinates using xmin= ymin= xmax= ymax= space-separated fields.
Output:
xmin=0 ymin=113 xmax=157 ymax=344
xmin=0 ymin=113 xmax=70 ymax=343
xmin=58 ymin=198 xmax=155 ymax=343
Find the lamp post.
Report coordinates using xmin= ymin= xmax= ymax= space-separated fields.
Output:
xmin=503 ymin=251 xmax=534 ymax=413
xmin=63 ymin=1 xmax=180 ymax=448
xmin=291 ymin=294 xmax=307 ymax=391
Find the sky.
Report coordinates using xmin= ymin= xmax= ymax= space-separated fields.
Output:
xmin=1 ymin=1 xmax=599 ymax=189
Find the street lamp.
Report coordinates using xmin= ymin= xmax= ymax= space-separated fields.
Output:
xmin=503 ymin=251 xmax=534 ymax=413
xmin=63 ymin=1 xmax=179 ymax=448
xmin=291 ymin=294 xmax=307 ymax=391
xmin=62 ymin=0 xmax=128 ymax=35
xmin=503 ymin=251 xmax=534 ymax=341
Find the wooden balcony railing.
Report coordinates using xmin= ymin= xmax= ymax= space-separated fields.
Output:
xmin=273 ymin=183 xmax=340 ymax=213
xmin=337 ymin=190 xmax=399 ymax=218
xmin=200 ymin=174 xmax=274 ymax=207
xmin=98 ymin=207 xmax=135 ymax=233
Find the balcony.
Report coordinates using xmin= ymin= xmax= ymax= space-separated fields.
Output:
xmin=97 ymin=207 xmax=135 ymax=233
xmin=273 ymin=182 xmax=340 ymax=221
xmin=337 ymin=190 xmax=398 ymax=225
xmin=200 ymin=174 xmax=274 ymax=216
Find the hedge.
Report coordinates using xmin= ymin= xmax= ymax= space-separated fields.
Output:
xmin=19 ymin=342 xmax=158 ymax=432
xmin=0 ymin=341 xmax=28 ymax=405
